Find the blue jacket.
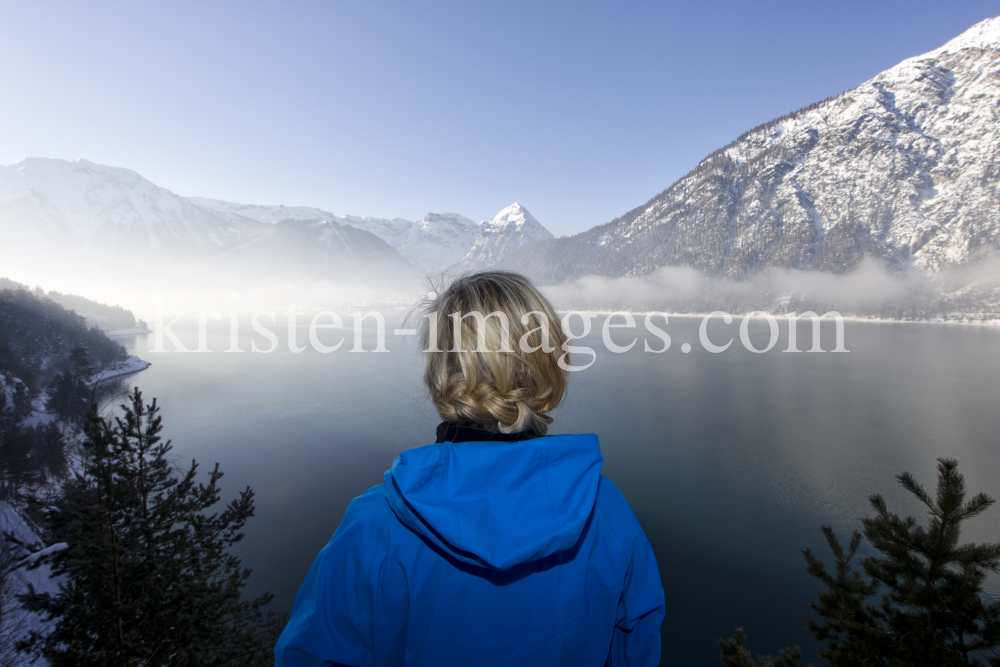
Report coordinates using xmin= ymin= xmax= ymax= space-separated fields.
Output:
xmin=274 ymin=434 xmax=665 ymax=666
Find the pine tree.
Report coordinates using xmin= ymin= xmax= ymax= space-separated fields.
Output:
xmin=720 ymin=459 xmax=1000 ymax=666
xmin=0 ymin=426 xmax=38 ymax=498
xmin=803 ymin=458 xmax=1000 ymax=666
xmin=16 ymin=387 xmax=282 ymax=666
xmin=45 ymin=347 xmax=93 ymax=424
xmin=718 ymin=627 xmax=813 ymax=667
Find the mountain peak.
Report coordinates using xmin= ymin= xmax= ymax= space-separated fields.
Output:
xmin=456 ymin=204 xmax=553 ymax=270
xmin=484 ymin=203 xmax=545 ymax=232
xmin=930 ymin=15 xmax=1000 ymax=56
xmin=496 ymin=202 xmax=528 ymax=216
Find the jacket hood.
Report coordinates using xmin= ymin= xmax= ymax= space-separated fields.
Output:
xmin=384 ymin=434 xmax=602 ymax=570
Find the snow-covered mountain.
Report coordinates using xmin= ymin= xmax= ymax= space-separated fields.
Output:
xmin=344 ymin=212 xmax=479 ymax=273
xmin=0 ymin=157 xmax=487 ymax=284
xmin=186 ymin=197 xmax=338 ymax=226
xmin=219 ymin=216 xmax=418 ymax=284
xmin=0 ymin=159 xmax=242 ymax=254
xmin=457 ymin=203 xmax=554 ymax=270
xmin=187 ymin=196 xmax=408 ymax=282
xmin=0 ymin=159 xmax=416 ymax=285
xmin=191 ymin=197 xmax=480 ymax=273
xmin=501 ymin=16 xmax=1000 ymax=284
xmin=188 ymin=198 xmax=559 ymax=275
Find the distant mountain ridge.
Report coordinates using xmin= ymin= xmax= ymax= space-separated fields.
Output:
xmin=0 ymin=157 xmax=557 ymax=286
xmin=0 ymin=161 xmax=416 ymax=285
xmin=192 ymin=197 xmax=484 ymax=272
xmin=0 ymin=159 xmax=244 ymax=254
xmin=344 ymin=212 xmax=480 ymax=273
xmin=185 ymin=197 xmax=337 ymax=226
xmin=190 ymin=198 xmax=528 ymax=273
xmin=499 ymin=16 xmax=1000 ymax=284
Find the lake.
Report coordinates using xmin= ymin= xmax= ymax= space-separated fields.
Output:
xmin=117 ymin=313 xmax=1000 ymax=666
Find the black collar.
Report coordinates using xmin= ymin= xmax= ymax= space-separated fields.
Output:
xmin=435 ymin=421 xmax=540 ymax=444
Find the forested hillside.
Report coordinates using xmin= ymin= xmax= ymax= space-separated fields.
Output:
xmin=0 ymin=288 xmax=127 ymax=497
xmin=0 ymin=278 xmax=142 ymax=331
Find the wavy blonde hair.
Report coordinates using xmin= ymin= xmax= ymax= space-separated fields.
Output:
xmin=422 ymin=271 xmax=568 ymax=435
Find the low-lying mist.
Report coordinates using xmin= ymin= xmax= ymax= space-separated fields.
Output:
xmin=541 ymin=256 xmax=1000 ymax=322
xmin=0 ymin=244 xmax=429 ymax=322
xmin=4 ymin=242 xmax=1000 ymax=325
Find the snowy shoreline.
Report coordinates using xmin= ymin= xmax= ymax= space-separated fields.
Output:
xmin=104 ymin=327 xmax=152 ymax=337
xmin=86 ymin=355 xmax=151 ymax=387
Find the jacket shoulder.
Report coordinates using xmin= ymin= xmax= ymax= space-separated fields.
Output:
xmin=594 ymin=474 xmax=635 ymax=519
xmin=594 ymin=475 xmax=646 ymax=558
xmin=336 ymin=484 xmax=393 ymax=547
xmin=275 ymin=485 xmax=392 ymax=666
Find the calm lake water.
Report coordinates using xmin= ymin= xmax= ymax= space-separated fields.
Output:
xmin=117 ymin=314 xmax=1000 ymax=666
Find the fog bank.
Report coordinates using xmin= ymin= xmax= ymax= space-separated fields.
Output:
xmin=542 ymin=256 xmax=1000 ymax=322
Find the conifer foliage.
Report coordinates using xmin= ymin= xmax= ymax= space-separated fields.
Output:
xmin=17 ymin=388 xmax=282 ymax=666
xmin=721 ymin=458 xmax=1000 ymax=666
xmin=45 ymin=347 xmax=93 ymax=424
xmin=803 ymin=458 xmax=1000 ymax=666
xmin=718 ymin=627 xmax=813 ymax=667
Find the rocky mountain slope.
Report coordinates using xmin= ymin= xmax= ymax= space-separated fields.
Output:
xmin=457 ymin=203 xmax=554 ymax=270
xmin=500 ymin=16 xmax=1000 ymax=285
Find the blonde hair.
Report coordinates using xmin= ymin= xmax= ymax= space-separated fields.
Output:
xmin=421 ymin=271 xmax=568 ymax=435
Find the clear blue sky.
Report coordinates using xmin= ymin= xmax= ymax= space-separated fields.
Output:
xmin=1 ymin=1 xmax=996 ymax=236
